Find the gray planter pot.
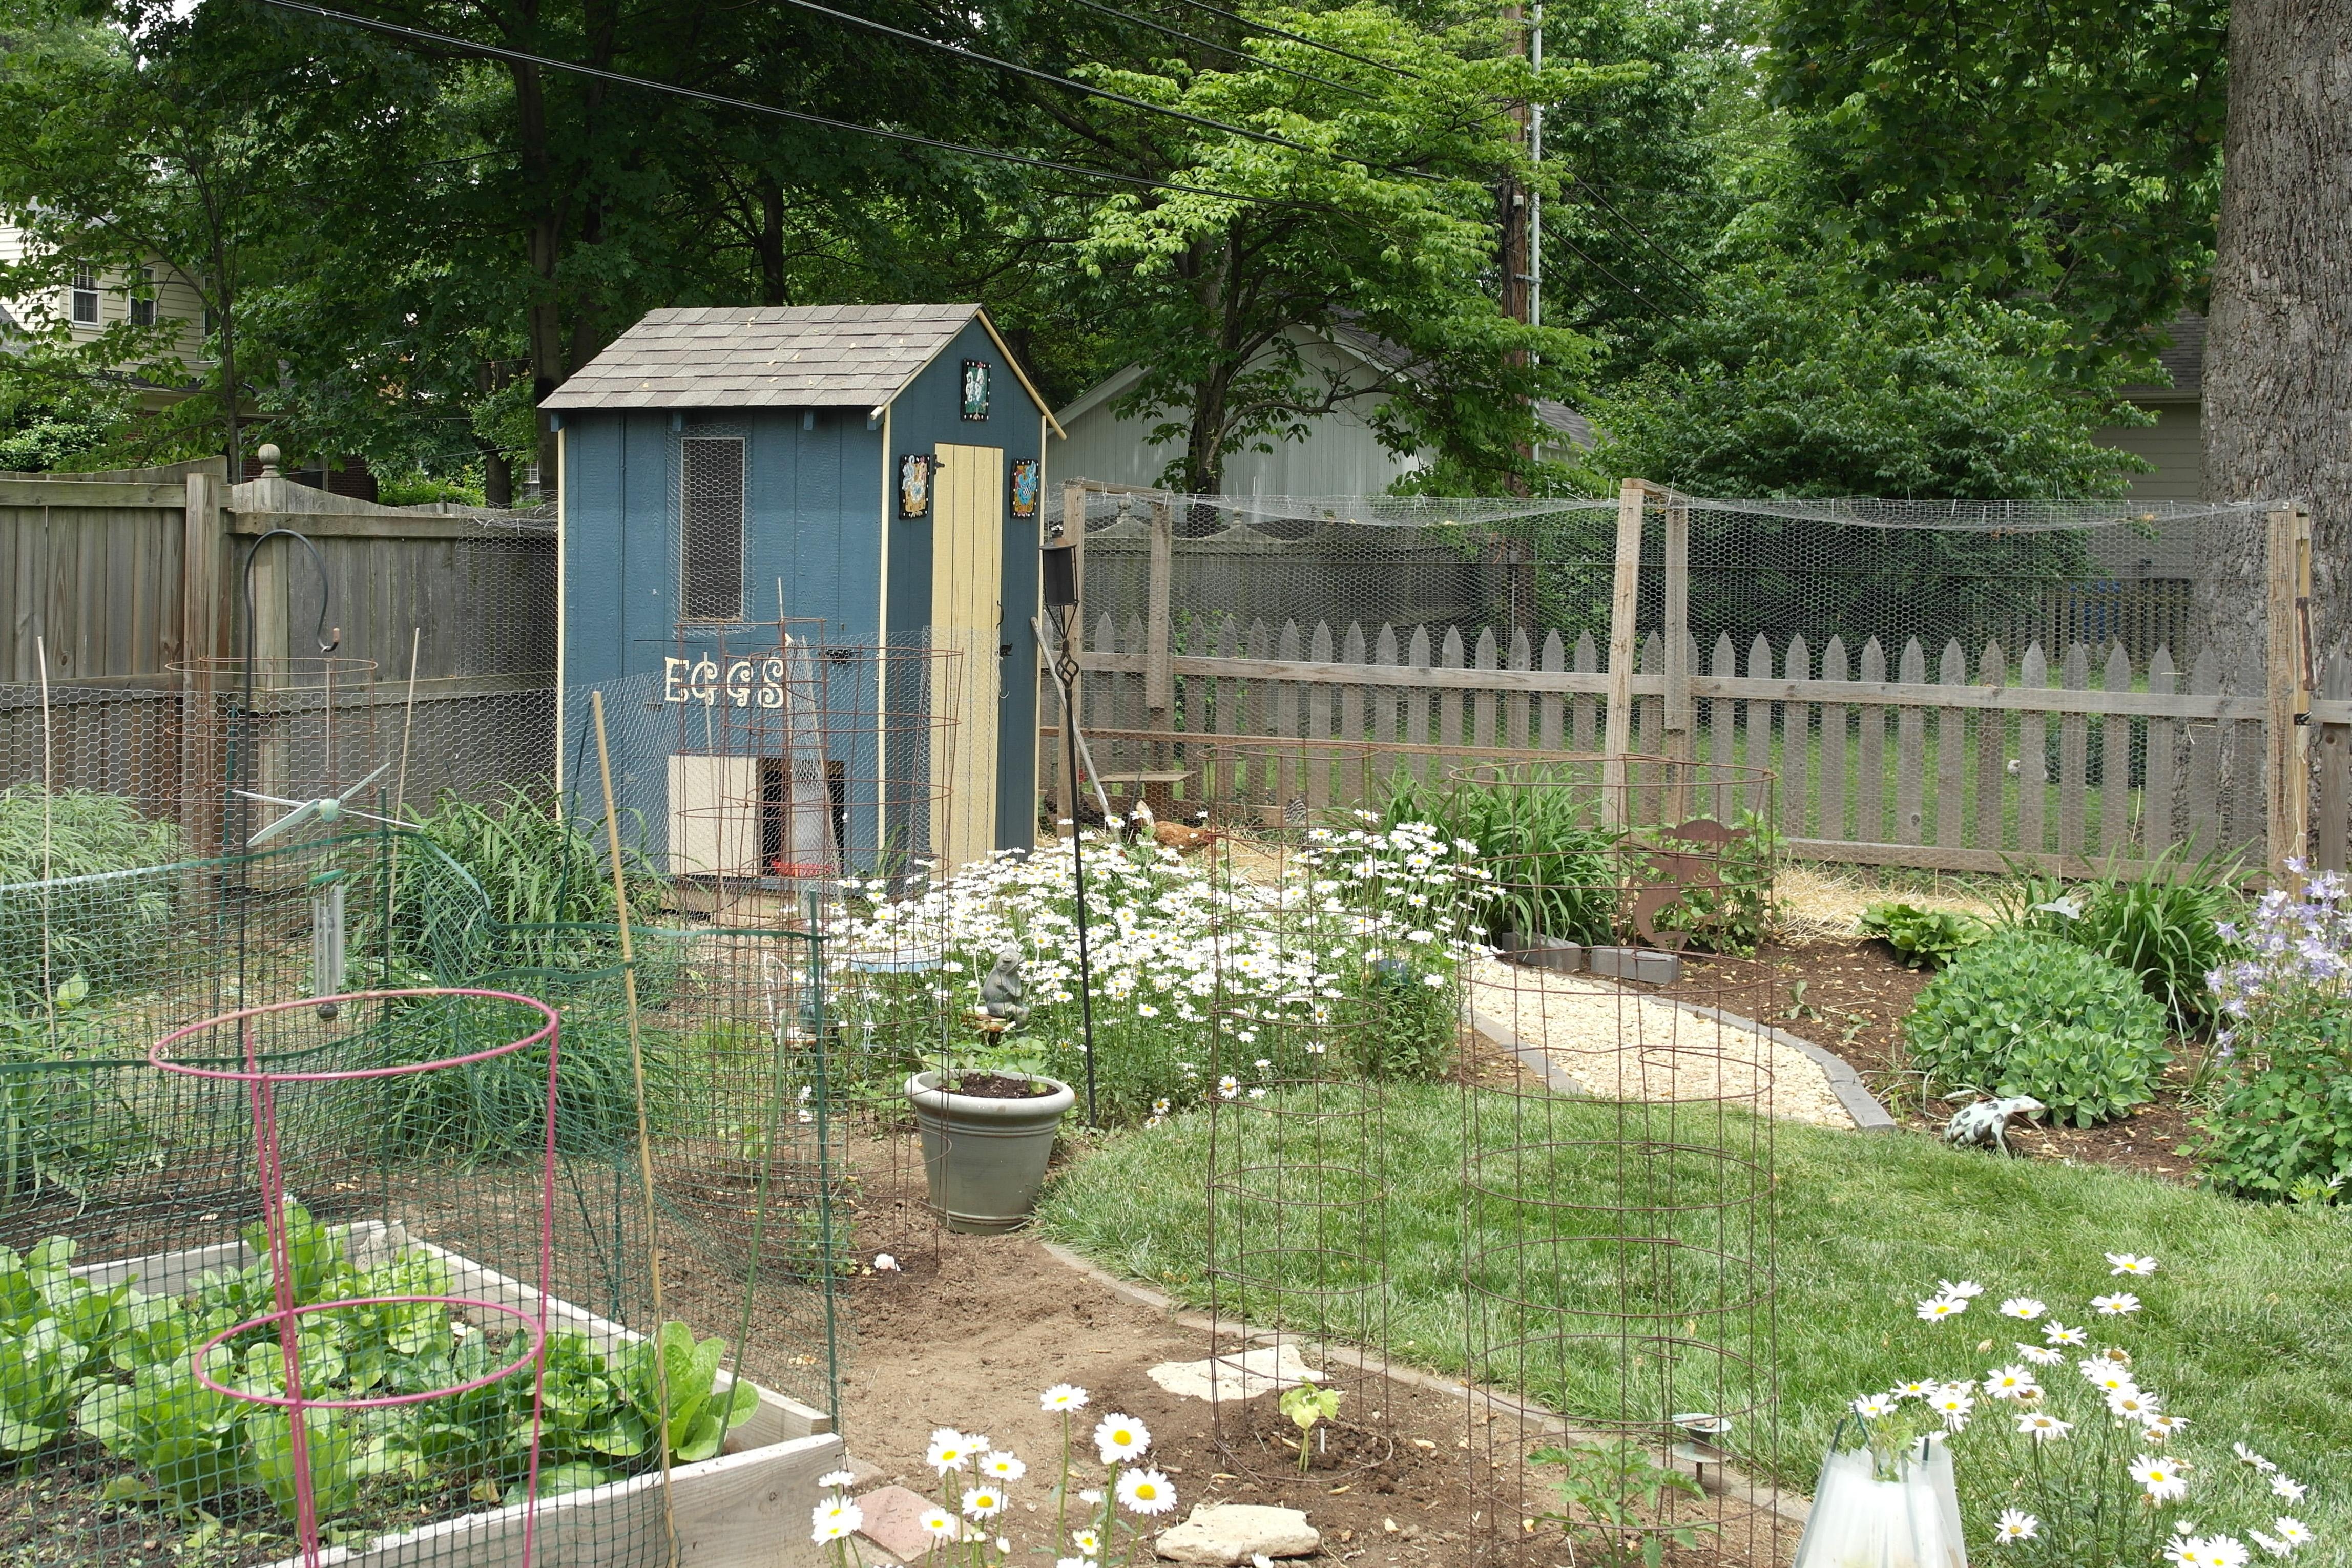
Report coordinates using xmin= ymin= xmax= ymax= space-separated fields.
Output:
xmin=906 ymin=1069 xmax=1076 ymax=1234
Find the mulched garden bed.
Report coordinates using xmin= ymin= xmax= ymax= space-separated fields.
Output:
xmin=1652 ymin=938 xmax=2214 ymax=1184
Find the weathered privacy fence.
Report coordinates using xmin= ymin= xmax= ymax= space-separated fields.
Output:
xmin=1050 ymin=483 xmax=2347 ymax=879
xmin=0 ymin=458 xmax=554 ymax=839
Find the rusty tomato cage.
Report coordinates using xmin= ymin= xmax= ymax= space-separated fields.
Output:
xmin=137 ymin=988 xmax=562 ymax=1568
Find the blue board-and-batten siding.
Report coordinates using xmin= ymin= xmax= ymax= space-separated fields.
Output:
xmin=557 ymin=312 xmax=1045 ymax=865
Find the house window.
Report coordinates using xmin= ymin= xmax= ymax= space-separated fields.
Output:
xmin=680 ymin=436 xmax=745 ymax=621
xmin=70 ymin=265 xmax=98 ymax=324
xmin=128 ymin=267 xmax=155 ymax=326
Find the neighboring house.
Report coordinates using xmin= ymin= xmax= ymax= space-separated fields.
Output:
xmin=2095 ymin=314 xmax=2203 ymax=501
xmin=0 ymin=221 xmax=210 ymax=408
xmin=1054 ymin=327 xmax=1590 ymax=495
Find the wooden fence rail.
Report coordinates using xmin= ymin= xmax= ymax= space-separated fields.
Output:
xmin=1056 ymin=612 xmax=2352 ymax=877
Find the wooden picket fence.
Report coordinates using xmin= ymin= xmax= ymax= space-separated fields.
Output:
xmin=1053 ymin=610 xmax=2352 ymax=877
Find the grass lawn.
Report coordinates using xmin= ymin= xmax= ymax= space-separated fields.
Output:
xmin=1037 ymin=1086 xmax=2352 ymax=1552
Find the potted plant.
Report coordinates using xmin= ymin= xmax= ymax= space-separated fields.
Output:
xmin=905 ymin=1062 xmax=1075 ymax=1233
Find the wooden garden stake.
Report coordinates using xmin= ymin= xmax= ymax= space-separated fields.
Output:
xmin=1602 ymin=477 xmax=1663 ymax=824
xmin=2266 ymin=504 xmax=2314 ymax=881
xmin=590 ymin=688 xmax=679 ymax=1568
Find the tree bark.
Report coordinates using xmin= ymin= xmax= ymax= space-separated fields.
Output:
xmin=2196 ymin=0 xmax=2351 ymax=848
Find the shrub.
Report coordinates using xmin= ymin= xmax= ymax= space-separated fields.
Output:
xmin=0 ymin=786 xmax=179 ymax=1005
xmin=1994 ymin=847 xmax=2242 ymax=1034
xmin=1902 ymin=930 xmax=2170 ymax=1125
xmin=1859 ymin=901 xmax=1987 ymax=969
xmin=2191 ymin=1010 xmax=2352 ymax=1200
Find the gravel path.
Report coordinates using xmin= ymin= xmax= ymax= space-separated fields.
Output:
xmin=1465 ymin=957 xmax=1858 ymax=1129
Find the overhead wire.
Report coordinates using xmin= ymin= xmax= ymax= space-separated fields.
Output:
xmin=1570 ymin=177 xmax=1710 ymax=292
xmin=1155 ymin=0 xmax=1428 ymax=81
xmin=1050 ymin=0 xmax=1372 ymax=98
xmin=251 ymin=0 xmax=1355 ymax=213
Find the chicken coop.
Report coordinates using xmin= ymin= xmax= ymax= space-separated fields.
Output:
xmin=546 ymin=304 xmax=1063 ymax=883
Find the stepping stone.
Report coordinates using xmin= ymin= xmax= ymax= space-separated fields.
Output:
xmin=1145 ymin=1343 xmax=1322 ymax=1403
xmin=1155 ymin=1503 xmax=1321 ymax=1563
xmin=855 ymin=1483 xmax=959 ymax=1561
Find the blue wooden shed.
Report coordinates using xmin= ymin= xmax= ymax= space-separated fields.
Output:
xmin=545 ymin=303 xmax=1063 ymax=880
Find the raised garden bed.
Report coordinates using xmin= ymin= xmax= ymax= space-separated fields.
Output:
xmin=65 ymin=1223 xmax=846 ymax=1568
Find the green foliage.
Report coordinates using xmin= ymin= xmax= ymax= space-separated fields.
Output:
xmin=1765 ymin=0 xmax=2222 ymax=361
xmin=0 ymin=785 xmax=180 ymax=1006
xmin=1902 ymin=930 xmax=2171 ymax=1125
xmin=1860 ymin=902 xmax=1988 ymax=969
xmin=1636 ymin=815 xmax=1778 ymax=957
xmin=382 ymin=787 xmax=667 ymax=975
xmin=1994 ymin=848 xmax=2244 ymax=1034
xmin=1529 ymin=1438 xmax=1710 ymax=1567
xmin=1344 ymin=959 xmax=1457 ymax=1081
xmin=0 ymin=387 xmax=128 ymax=472
xmin=2190 ymin=1011 xmax=2352 ymax=1201
xmin=0 ymin=979 xmax=151 ymax=1205
xmin=0 ymin=1203 xmax=750 ymax=1531
xmin=1277 ymin=1378 xmax=1341 ymax=1475
xmin=1377 ymin=770 xmax=1619 ymax=945
xmin=1579 ymin=259 xmax=2145 ymax=502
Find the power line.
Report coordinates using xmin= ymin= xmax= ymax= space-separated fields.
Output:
xmin=1156 ymin=0 xmax=1428 ymax=82
xmin=1571 ymin=178 xmax=1709 ymax=292
xmin=252 ymin=0 xmax=1345 ymax=213
xmin=1051 ymin=0 xmax=1372 ymax=98
xmin=1547 ymin=232 xmax=1681 ymax=319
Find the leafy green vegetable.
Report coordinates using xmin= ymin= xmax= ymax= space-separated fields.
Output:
xmin=613 ymin=1322 xmax=759 ymax=1465
xmin=1994 ymin=846 xmax=2244 ymax=1034
xmin=1860 ymin=902 xmax=1988 ymax=969
xmin=79 ymin=1362 xmax=245 ymax=1508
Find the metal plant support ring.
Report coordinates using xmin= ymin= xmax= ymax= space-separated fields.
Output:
xmin=150 ymin=988 xmax=564 ymax=1568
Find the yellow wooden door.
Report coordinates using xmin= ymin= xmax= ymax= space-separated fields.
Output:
xmin=931 ymin=443 xmax=1003 ymax=873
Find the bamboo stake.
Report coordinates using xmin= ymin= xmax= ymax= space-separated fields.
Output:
xmin=590 ymin=689 xmax=678 ymax=1568
xmin=36 ymin=636 xmax=53 ymax=1025
xmin=395 ymin=626 xmax=421 ymax=821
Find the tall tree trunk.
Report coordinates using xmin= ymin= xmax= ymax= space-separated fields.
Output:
xmin=2195 ymin=0 xmax=2351 ymax=851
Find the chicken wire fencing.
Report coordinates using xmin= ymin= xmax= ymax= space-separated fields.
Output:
xmin=1061 ymin=490 xmax=2296 ymax=871
xmin=0 ymin=635 xmax=985 ymax=1568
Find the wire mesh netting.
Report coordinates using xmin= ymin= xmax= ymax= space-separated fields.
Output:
xmin=1063 ymin=490 xmax=2288 ymax=867
xmin=1445 ymin=759 xmax=1784 ymax=1566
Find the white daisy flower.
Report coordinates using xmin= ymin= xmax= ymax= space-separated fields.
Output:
xmin=2015 ymin=1411 xmax=2072 ymax=1442
xmin=2166 ymin=1533 xmax=2201 ymax=1567
xmin=1055 ymin=1559 xmax=1099 ymax=1568
xmin=1851 ymin=1393 xmax=1895 ymax=1418
xmin=1069 ymin=1528 xmax=1101 ymax=1553
xmin=1893 ymin=1380 xmax=1935 ymax=1400
xmin=2108 ymin=1388 xmax=2163 ymax=1422
xmin=2247 ymin=1531 xmax=2287 ymax=1559
xmin=926 ymin=1429 xmax=973 ymax=1473
xmin=1077 ymin=1489 xmax=1103 ymax=1506
xmin=2273 ymin=1518 xmax=2312 ymax=1548
xmin=1117 ymin=1468 xmax=1177 ymax=1516
xmin=1917 ymin=1295 xmax=1968 ymax=1323
xmin=1094 ymin=1413 xmax=1151 ymax=1464
xmin=981 ymin=1450 xmax=1027 ymax=1482
xmin=1984 ymin=1367 xmax=2037 ymax=1400
xmin=2270 ymin=1475 xmax=2307 ymax=1503
xmin=1938 ymin=1279 xmax=1987 ymax=1300
xmin=1999 ymin=1297 xmax=2047 ymax=1320
xmin=2017 ymin=1344 xmax=2066 ymax=1366
xmin=919 ymin=1506 xmax=956 ymax=1537
xmin=810 ymin=1497 xmax=864 ymax=1543
xmin=2192 ymin=1535 xmax=2250 ymax=1568
xmin=2080 ymin=1361 xmax=2137 ymax=1394
xmin=1932 ymin=1390 xmax=1974 ymax=1430
xmin=817 ymin=1469 xmax=857 ymax=1491
xmin=961 ymin=1487 xmax=1006 ymax=1520
xmin=1040 ymin=1383 xmax=1090 ymax=1412
xmin=1994 ymin=1509 xmax=2039 ymax=1543
xmin=2044 ymin=1321 xmax=2088 ymax=1345
xmin=2234 ymin=1442 xmax=2276 ymax=1473
xmin=2132 ymin=1454 xmax=2191 ymax=1503
xmin=2107 ymin=1252 xmax=2159 ymax=1276
xmin=2093 ymin=1292 xmax=2143 ymax=1316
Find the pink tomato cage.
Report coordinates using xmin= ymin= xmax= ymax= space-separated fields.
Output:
xmin=150 ymin=988 xmax=563 ymax=1568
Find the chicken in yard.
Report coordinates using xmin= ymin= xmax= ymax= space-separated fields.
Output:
xmin=1942 ymin=1094 xmax=2046 ymax=1155
xmin=1153 ymin=809 xmax=1218 ymax=853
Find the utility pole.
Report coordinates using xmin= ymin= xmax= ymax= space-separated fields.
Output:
xmin=1528 ymin=2 xmax=1543 ymax=335
xmin=1498 ymin=5 xmax=1532 ymax=331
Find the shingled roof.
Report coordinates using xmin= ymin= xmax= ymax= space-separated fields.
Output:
xmin=542 ymin=303 xmax=1060 ymax=429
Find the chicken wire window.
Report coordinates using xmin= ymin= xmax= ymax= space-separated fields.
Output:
xmin=680 ymin=434 xmax=745 ymax=621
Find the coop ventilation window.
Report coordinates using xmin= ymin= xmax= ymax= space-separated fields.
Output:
xmin=679 ymin=435 xmax=745 ymax=621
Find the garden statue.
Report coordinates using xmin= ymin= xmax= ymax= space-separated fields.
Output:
xmin=1942 ymin=1095 xmax=2046 ymax=1155
xmin=979 ymin=947 xmax=1030 ymax=1029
